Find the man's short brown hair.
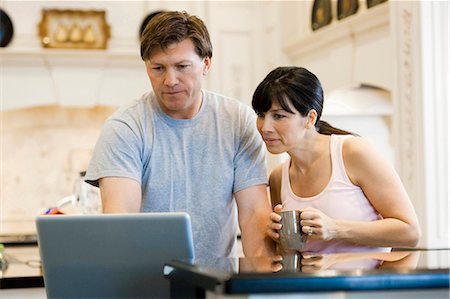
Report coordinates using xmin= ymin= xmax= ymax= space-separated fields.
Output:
xmin=140 ymin=11 xmax=213 ymax=61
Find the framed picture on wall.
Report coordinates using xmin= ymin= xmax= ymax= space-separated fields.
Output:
xmin=337 ymin=0 xmax=359 ymax=20
xmin=367 ymin=0 xmax=388 ymax=9
xmin=38 ymin=9 xmax=111 ymax=49
xmin=0 ymin=9 xmax=14 ymax=47
xmin=311 ymin=0 xmax=333 ymax=31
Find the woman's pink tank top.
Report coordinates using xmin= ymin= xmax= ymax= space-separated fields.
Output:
xmin=281 ymin=134 xmax=384 ymax=253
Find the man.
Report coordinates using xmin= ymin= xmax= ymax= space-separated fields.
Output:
xmin=85 ymin=11 xmax=275 ymax=258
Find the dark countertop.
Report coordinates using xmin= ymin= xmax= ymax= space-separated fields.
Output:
xmin=0 ymin=245 xmax=44 ymax=289
xmin=164 ymin=248 xmax=450 ymax=296
xmin=2 ymin=245 xmax=449 ymax=295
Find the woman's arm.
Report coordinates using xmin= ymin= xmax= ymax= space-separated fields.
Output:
xmin=310 ymin=137 xmax=421 ymax=247
xmin=378 ymin=251 xmax=420 ymax=269
xmin=300 ymin=250 xmax=420 ymax=272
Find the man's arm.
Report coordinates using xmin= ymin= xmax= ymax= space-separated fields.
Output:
xmin=235 ymin=184 xmax=276 ymax=256
xmin=99 ymin=177 xmax=142 ymax=213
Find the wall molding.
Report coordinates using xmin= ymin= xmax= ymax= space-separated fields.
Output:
xmin=391 ymin=1 xmax=449 ymax=248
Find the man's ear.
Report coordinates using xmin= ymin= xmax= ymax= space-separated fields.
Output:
xmin=306 ymin=109 xmax=318 ymax=129
xmin=202 ymin=57 xmax=212 ymax=75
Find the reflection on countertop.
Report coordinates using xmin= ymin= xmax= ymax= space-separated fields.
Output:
xmin=165 ymin=248 xmax=450 ymax=297
xmin=183 ymin=248 xmax=449 ymax=275
xmin=0 ymin=245 xmax=43 ymax=289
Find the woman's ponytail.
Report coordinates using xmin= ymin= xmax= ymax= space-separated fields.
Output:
xmin=316 ymin=120 xmax=356 ymax=136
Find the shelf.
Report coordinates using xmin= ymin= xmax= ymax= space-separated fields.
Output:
xmin=283 ymin=2 xmax=389 ymax=60
xmin=0 ymin=47 xmax=142 ymax=60
xmin=1 ymin=42 xmax=149 ymax=110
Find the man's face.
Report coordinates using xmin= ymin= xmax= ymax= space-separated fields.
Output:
xmin=145 ymin=39 xmax=211 ymax=119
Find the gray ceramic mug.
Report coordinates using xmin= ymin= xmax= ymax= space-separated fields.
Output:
xmin=281 ymin=254 xmax=302 ymax=272
xmin=279 ymin=210 xmax=307 ymax=251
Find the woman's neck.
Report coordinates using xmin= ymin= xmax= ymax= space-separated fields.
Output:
xmin=288 ymin=133 xmax=330 ymax=175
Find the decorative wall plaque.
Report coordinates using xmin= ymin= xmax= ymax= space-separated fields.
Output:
xmin=311 ymin=0 xmax=333 ymax=31
xmin=337 ymin=0 xmax=359 ymax=20
xmin=38 ymin=9 xmax=111 ymax=49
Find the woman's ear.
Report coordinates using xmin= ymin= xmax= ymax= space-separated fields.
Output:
xmin=306 ymin=109 xmax=318 ymax=129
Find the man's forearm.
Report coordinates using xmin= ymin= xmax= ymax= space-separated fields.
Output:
xmin=241 ymin=217 xmax=276 ymax=256
xmin=235 ymin=185 xmax=276 ymax=256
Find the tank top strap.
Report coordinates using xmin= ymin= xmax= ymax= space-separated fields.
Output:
xmin=330 ymin=134 xmax=353 ymax=184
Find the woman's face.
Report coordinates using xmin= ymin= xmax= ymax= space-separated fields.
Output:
xmin=256 ymin=100 xmax=308 ymax=154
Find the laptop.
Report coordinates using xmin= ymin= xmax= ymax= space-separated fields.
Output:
xmin=36 ymin=212 xmax=194 ymax=298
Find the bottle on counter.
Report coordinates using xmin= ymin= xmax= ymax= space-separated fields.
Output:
xmin=0 ymin=243 xmax=9 ymax=272
xmin=75 ymin=171 xmax=102 ymax=214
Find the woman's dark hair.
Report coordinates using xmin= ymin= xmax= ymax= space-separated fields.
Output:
xmin=140 ymin=11 xmax=212 ymax=61
xmin=252 ymin=66 xmax=353 ymax=135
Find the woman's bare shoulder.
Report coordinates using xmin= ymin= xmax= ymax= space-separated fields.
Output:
xmin=342 ymin=136 xmax=373 ymax=156
xmin=342 ymin=136 xmax=384 ymax=184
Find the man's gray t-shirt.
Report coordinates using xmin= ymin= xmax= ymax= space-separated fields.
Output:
xmin=85 ymin=90 xmax=267 ymax=258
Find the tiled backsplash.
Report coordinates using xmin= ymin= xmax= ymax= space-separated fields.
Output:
xmin=1 ymin=105 xmax=116 ymax=234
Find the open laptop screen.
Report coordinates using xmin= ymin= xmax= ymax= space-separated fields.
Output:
xmin=36 ymin=212 xmax=194 ymax=298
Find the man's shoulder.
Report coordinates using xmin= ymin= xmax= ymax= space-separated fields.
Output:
xmin=203 ymin=89 xmax=232 ymax=102
xmin=203 ymin=90 xmax=252 ymax=114
xmin=108 ymin=92 xmax=154 ymax=121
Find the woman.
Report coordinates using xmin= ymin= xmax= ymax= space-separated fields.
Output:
xmin=252 ymin=66 xmax=420 ymax=253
